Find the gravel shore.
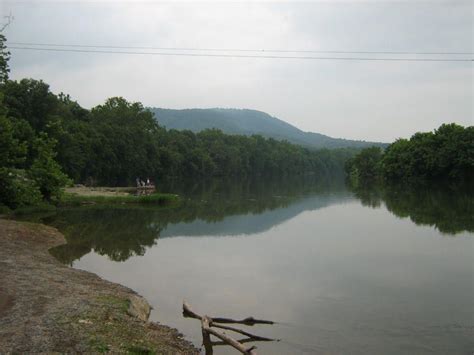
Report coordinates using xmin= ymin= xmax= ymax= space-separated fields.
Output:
xmin=0 ymin=218 xmax=198 ymax=354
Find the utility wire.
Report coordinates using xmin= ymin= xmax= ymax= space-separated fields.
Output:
xmin=8 ymin=46 xmax=473 ymax=62
xmin=9 ymin=41 xmax=474 ymax=56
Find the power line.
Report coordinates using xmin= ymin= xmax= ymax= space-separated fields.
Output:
xmin=8 ymin=46 xmax=473 ymax=62
xmin=9 ymin=41 xmax=474 ymax=56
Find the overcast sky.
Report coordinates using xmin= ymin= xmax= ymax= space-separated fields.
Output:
xmin=2 ymin=0 xmax=472 ymax=142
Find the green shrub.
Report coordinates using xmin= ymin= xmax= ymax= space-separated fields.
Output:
xmin=0 ymin=168 xmax=42 ymax=209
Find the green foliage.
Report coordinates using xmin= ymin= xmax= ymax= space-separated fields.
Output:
xmin=2 ymin=79 xmax=58 ymax=132
xmin=0 ymin=168 xmax=42 ymax=209
xmin=29 ymin=133 xmax=71 ymax=202
xmin=0 ymin=107 xmax=43 ymax=208
xmin=381 ymin=123 xmax=473 ymax=181
xmin=345 ymin=146 xmax=383 ymax=186
xmin=346 ymin=124 xmax=473 ymax=184
xmin=0 ymin=114 xmax=27 ymax=167
xmin=60 ymin=192 xmax=178 ymax=206
xmin=0 ymin=34 xmax=10 ymax=85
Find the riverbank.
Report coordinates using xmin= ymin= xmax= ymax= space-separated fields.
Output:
xmin=62 ymin=186 xmax=179 ymax=206
xmin=0 ymin=218 xmax=198 ymax=353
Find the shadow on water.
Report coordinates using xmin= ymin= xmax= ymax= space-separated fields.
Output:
xmin=350 ymin=181 xmax=474 ymax=235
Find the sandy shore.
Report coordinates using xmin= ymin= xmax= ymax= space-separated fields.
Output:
xmin=0 ymin=218 xmax=198 ymax=354
xmin=65 ymin=186 xmax=135 ymax=197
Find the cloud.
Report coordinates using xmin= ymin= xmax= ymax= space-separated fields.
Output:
xmin=3 ymin=1 xmax=472 ymax=141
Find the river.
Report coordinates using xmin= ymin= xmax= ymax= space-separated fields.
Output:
xmin=35 ymin=177 xmax=474 ymax=354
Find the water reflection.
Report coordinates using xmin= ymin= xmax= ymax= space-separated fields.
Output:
xmin=350 ymin=183 xmax=474 ymax=235
xmin=45 ymin=176 xmax=350 ymax=264
xmin=29 ymin=177 xmax=472 ymax=266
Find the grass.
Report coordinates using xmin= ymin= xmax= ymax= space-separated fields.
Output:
xmin=60 ymin=192 xmax=179 ymax=206
xmin=69 ymin=295 xmax=158 ymax=354
xmin=10 ymin=203 xmax=57 ymax=216
xmin=96 ymin=295 xmax=130 ymax=314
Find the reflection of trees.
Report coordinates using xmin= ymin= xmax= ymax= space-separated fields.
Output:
xmin=46 ymin=175 xmax=347 ymax=264
xmin=350 ymin=182 xmax=474 ymax=235
xmin=47 ymin=208 xmax=164 ymax=265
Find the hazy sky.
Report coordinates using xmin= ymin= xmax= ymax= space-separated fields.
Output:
xmin=2 ymin=0 xmax=472 ymax=142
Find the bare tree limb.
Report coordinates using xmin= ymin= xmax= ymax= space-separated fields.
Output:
xmin=183 ymin=301 xmax=277 ymax=355
xmin=211 ymin=337 xmax=272 ymax=347
xmin=183 ymin=301 xmax=274 ymax=325
xmin=212 ymin=316 xmax=274 ymax=326
xmin=211 ymin=323 xmax=276 ymax=342
xmin=202 ymin=315 xmax=257 ymax=355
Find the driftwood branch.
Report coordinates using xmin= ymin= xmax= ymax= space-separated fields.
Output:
xmin=212 ymin=316 xmax=274 ymax=326
xmin=211 ymin=337 xmax=273 ymax=346
xmin=183 ymin=301 xmax=276 ymax=355
xmin=212 ymin=324 xmax=275 ymax=342
xmin=201 ymin=316 xmax=214 ymax=355
xmin=183 ymin=301 xmax=203 ymax=320
xmin=183 ymin=301 xmax=274 ymax=325
xmin=202 ymin=315 xmax=257 ymax=355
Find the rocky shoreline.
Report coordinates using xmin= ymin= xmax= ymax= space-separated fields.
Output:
xmin=0 ymin=219 xmax=198 ymax=353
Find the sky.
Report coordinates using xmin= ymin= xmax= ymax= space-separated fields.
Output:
xmin=1 ymin=0 xmax=472 ymax=142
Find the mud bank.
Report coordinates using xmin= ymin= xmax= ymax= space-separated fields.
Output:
xmin=0 ymin=219 xmax=198 ymax=354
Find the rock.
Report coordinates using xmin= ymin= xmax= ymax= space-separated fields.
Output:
xmin=127 ymin=295 xmax=151 ymax=322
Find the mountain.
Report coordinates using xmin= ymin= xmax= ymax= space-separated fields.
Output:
xmin=149 ymin=108 xmax=386 ymax=149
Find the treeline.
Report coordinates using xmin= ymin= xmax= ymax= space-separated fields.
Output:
xmin=0 ymin=36 xmax=354 ymax=210
xmin=2 ymin=81 xmax=353 ymax=185
xmin=345 ymin=123 xmax=473 ymax=185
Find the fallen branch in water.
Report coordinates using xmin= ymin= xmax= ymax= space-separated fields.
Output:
xmin=211 ymin=324 xmax=275 ymax=341
xmin=183 ymin=301 xmax=274 ymax=326
xmin=183 ymin=301 xmax=277 ymax=355
xmin=211 ymin=337 xmax=274 ymax=347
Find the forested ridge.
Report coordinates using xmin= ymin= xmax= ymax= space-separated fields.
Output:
xmin=150 ymin=107 xmax=387 ymax=149
xmin=0 ymin=35 xmax=355 ymax=210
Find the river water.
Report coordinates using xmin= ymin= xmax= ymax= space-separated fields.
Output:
xmin=38 ymin=177 xmax=473 ymax=354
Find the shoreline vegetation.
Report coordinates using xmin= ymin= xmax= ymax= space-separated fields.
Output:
xmin=61 ymin=186 xmax=179 ymax=206
xmin=0 ymin=187 xmax=180 ymax=217
xmin=344 ymin=123 xmax=473 ymax=187
xmin=0 ymin=218 xmax=198 ymax=354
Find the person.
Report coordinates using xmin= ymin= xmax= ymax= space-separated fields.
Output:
xmin=136 ymin=177 xmax=140 ymax=188
xmin=146 ymin=177 xmax=150 ymax=186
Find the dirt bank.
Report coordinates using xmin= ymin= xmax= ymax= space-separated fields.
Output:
xmin=0 ymin=219 xmax=198 ymax=354
xmin=65 ymin=186 xmax=134 ymax=197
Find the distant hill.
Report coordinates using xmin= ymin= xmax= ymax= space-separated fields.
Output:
xmin=150 ymin=108 xmax=386 ymax=149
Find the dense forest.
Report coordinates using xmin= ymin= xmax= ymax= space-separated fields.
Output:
xmin=0 ymin=35 xmax=354 ymax=210
xmin=345 ymin=124 xmax=473 ymax=185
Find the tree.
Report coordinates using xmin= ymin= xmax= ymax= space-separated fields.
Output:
xmin=345 ymin=146 xmax=383 ymax=186
xmin=0 ymin=34 xmax=10 ymax=85
xmin=29 ymin=133 xmax=71 ymax=202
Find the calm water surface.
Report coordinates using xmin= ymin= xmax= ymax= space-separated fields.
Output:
xmin=38 ymin=178 xmax=473 ymax=354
